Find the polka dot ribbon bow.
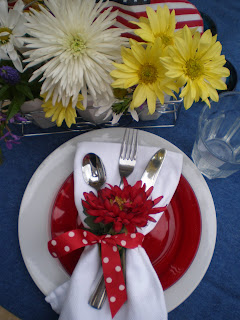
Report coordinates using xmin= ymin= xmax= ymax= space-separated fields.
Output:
xmin=48 ymin=229 xmax=144 ymax=318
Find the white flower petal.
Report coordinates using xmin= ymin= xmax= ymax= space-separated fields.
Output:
xmin=9 ymin=50 xmax=23 ymax=72
xmin=0 ymin=0 xmax=8 ymax=25
xmin=111 ymin=113 xmax=122 ymax=124
xmin=0 ymin=0 xmax=24 ymax=71
xmin=24 ymin=0 xmax=126 ymax=107
xmin=130 ymin=108 xmax=139 ymax=122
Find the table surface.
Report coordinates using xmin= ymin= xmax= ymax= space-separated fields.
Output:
xmin=1 ymin=0 xmax=240 ymax=319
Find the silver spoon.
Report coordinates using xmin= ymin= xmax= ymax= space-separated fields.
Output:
xmin=82 ymin=153 xmax=106 ymax=191
xmin=82 ymin=153 xmax=108 ymax=307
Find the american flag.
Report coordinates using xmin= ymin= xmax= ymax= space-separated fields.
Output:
xmin=103 ymin=0 xmax=204 ymax=41
xmin=8 ymin=0 xmax=203 ymax=39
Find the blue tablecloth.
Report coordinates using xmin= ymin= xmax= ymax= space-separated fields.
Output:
xmin=1 ymin=0 xmax=240 ymax=319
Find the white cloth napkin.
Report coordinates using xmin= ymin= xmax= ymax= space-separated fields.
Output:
xmin=46 ymin=141 xmax=183 ymax=320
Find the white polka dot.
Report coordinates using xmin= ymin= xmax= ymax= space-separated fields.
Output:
xmin=83 ymin=231 xmax=87 ymax=237
xmin=103 ymin=257 xmax=109 ymax=263
xmin=121 ymin=240 xmax=126 ymax=246
xmin=105 ymin=234 xmax=111 ymax=238
xmin=82 ymin=239 xmax=88 ymax=245
xmin=130 ymin=233 xmax=136 ymax=238
xmin=119 ymin=285 xmax=125 ymax=291
xmin=110 ymin=296 xmax=116 ymax=303
xmin=92 ymin=241 xmax=97 ymax=244
xmin=102 ymin=240 xmax=106 ymax=244
xmin=64 ymin=246 xmax=70 ymax=252
xmin=106 ymin=277 xmax=112 ymax=283
xmin=112 ymin=246 xmax=117 ymax=252
xmin=52 ymin=252 xmax=57 ymax=257
xmin=115 ymin=266 xmax=121 ymax=272
xmin=68 ymin=231 xmax=75 ymax=237
xmin=51 ymin=240 xmax=57 ymax=246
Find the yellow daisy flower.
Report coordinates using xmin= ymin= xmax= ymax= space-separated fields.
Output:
xmin=131 ymin=5 xmax=177 ymax=49
xmin=110 ymin=39 xmax=178 ymax=114
xmin=161 ymin=25 xmax=230 ymax=110
xmin=41 ymin=93 xmax=84 ymax=127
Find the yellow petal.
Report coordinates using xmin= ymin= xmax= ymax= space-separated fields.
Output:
xmin=112 ymin=62 xmax=137 ymax=73
xmin=204 ymin=98 xmax=211 ymax=108
xmin=112 ymin=76 xmax=139 ymax=89
xmin=174 ymin=36 xmax=190 ymax=61
xmin=146 ymin=6 xmax=159 ymax=35
xmin=153 ymin=84 xmax=165 ymax=105
xmin=183 ymin=90 xmax=194 ymax=110
xmin=134 ymin=29 xmax=155 ymax=43
xmin=207 ymin=85 xmax=219 ymax=102
xmin=56 ymin=108 xmax=66 ymax=127
xmin=146 ymin=87 xmax=157 ymax=114
xmin=131 ymin=42 xmax=146 ymax=65
xmin=110 ymin=70 xmax=137 ymax=79
xmin=204 ymin=76 xmax=227 ymax=90
xmin=131 ymin=84 xmax=147 ymax=108
xmin=121 ymin=47 xmax=141 ymax=70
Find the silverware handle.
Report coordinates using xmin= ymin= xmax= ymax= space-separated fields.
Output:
xmin=89 ymin=248 xmax=126 ymax=309
xmin=88 ymin=276 xmax=107 ymax=309
xmin=119 ymin=177 xmax=124 ymax=189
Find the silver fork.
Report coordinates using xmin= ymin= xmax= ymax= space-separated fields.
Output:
xmin=88 ymin=128 xmax=138 ymax=309
xmin=119 ymin=128 xmax=138 ymax=188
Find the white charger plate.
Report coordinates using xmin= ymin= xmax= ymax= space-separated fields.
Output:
xmin=18 ymin=128 xmax=216 ymax=312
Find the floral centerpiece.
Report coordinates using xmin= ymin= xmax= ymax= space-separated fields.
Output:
xmin=0 ymin=0 xmax=230 ymax=162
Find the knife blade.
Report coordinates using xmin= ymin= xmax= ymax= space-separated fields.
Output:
xmin=141 ymin=148 xmax=166 ymax=190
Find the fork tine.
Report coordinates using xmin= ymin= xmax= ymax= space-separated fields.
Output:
xmin=120 ymin=128 xmax=130 ymax=159
xmin=129 ymin=129 xmax=138 ymax=161
xmin=121 ymin=128 xmax=138 ymax=161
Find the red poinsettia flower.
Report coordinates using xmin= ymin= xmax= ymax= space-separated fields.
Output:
xmin=82 ymin=178 xmax=166 ymax=234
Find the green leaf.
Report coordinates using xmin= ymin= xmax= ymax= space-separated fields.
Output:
xmin=84 ymin=216 xmax=100 ymax=231
xmin=16 ymin=84 xmax=34 ymax=100
xmin=6 ymin=93 xmax=25 ymax=121
xmin=0 ymin=85 xmax=10 ymax=101
xmin=84 ymin=216 xmax=113 ymax=235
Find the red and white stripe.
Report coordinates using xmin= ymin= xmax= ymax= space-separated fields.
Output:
xmin=105 ymin=0 xmax=204 ymax=41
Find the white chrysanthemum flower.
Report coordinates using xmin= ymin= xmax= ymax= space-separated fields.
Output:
xmin=0 ymin=0 xmax=26 ymax=72
xmin=23 ymin=0 xmax=128 ymax=107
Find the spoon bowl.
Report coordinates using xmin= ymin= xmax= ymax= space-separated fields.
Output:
xmin=82 ymin=153 xmax=106 ymax=190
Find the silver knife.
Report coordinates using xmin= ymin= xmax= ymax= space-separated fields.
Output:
xmin=89 ymin=148 xmax=166 ymax=309
xmin=141 ymin=148 xmax=166 ymax=190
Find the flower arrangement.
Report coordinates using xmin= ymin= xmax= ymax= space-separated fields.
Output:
xmin=0 ymin=0 xmax=230 ymax=162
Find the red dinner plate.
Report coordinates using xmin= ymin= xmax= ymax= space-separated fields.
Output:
xmin=51 ymin=174 xmax=201 ymax=290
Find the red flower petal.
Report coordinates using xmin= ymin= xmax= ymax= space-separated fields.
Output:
xmin=153 ymin=195 xmax=164 ymax=205
xmin=113 ymin=221 xmax=123 ymax=233
xmin=146 ymin=186 xmax=153 ymax=198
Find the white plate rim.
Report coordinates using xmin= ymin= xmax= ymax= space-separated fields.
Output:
xmin=18 ymin=127 xmax=216 ymax=313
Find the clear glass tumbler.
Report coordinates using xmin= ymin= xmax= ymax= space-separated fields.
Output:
xmin=192 ymin=92 xmax=240 ymax=179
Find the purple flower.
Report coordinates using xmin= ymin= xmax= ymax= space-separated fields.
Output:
xmin=5 ymin=139 xmax=21 ymax=150
xmin=0 ymin=131 xmax=20 ymax=141
xmin=0 ymin=112 xmax=26 ymax=123
xmin=10 ymin=113 xmax=27 ymax=123
xmin=0 ymin=130 xmax=21 ymax=150
xmin=0 ymin=66 xmax=21 ymax=85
